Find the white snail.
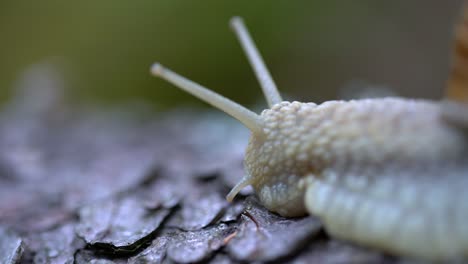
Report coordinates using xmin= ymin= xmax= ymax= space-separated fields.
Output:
xmin=151 ymin=17 xmax=468 ymax=261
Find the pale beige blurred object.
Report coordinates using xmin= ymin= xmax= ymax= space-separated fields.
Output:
xmin=447 ymin=3 xmax=468 ymax=102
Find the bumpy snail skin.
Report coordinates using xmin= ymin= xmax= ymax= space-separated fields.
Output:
xmin=151 ymin=16 xmax=468 ymax=262
xmin=243 ymin=99 xmax=468 ymax=260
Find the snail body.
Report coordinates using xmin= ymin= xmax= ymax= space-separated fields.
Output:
xmin=242 ymin=99 xmax=468 ymax=260
xmin=151 ymin=17 xmax=468 ymax=261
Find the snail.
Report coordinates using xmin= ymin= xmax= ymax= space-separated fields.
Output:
xmin=151 ymin=16 xmax=468 ymax=261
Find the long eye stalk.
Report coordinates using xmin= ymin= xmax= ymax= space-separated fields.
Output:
xmin=230 ymin=17 xmax=283 ymax=107
xmin=151 ymin=63 xmax=263 ymax=134
xmin=150 ymin=17 xmax=278 ymax=134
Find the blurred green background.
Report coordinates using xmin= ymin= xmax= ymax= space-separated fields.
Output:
xmin=0 ymin=0 xmax=463 ymax=110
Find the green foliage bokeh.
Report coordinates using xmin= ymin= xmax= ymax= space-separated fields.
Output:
xmin=0 ymin=1 xmax=461 ymax=109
